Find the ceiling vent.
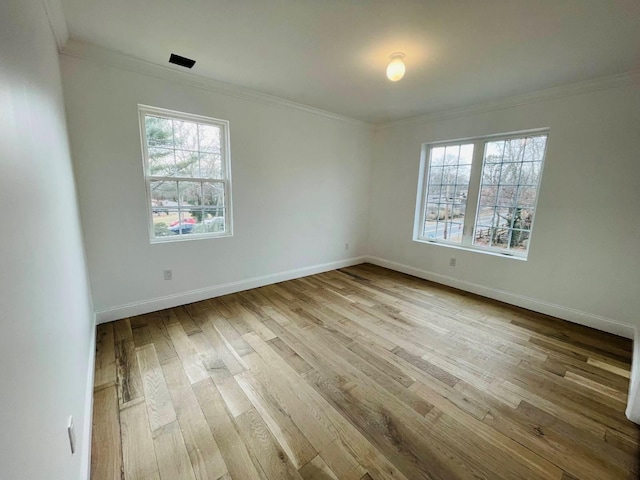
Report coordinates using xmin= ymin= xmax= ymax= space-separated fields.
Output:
xmin=169 ymin=53 xmax=196 ymax=69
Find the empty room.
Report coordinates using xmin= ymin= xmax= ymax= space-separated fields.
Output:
xmin=2 ymin=0 xmax=640 ymax=479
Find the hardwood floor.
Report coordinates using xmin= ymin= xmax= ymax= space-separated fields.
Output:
xmin=91 ymin=264 xmax=639 ymax=480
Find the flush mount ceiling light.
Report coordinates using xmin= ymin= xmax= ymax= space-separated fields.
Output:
xmin=386 ymin=52 xmax=406 ymax=81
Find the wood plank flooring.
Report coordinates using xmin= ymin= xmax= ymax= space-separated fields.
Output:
xmin=91 ymin=264 xmax=639 ymax=480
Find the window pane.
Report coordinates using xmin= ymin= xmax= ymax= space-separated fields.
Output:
xmin=492 ymin=229 xmax=511 ymax=249
xmin=430 ymin=147 xmax=445 ymax=167
xmin=517 ymin=208 xmax=535 ymax=230
xmin=517 ymin=185 xmax=537 ymax=206
xmin=495 ymin=207 xmax=512 ymax=228
xmin=165 ymin=209 xmax=196 ymax=236
xmin=510 ymin=229 xmax=531 ymax=251
xmin=153 ymin=208 xmax=179 ymax=237
xmin=183 ymin=207 xmax=227 ymax=235
xmin=173 ymin=120 xmax=198 ymax=151
xmin=200 ymin=153 xmax=223 ymax=178
xmin=428 ymin=166 xmax=443 ymax=185
xmin=443 ymin=145 xmax=461 ymax=166
xmin=150 ymin=180 xmax=178 ymax=206
xmin=203 ymin=182 xmax=225 ymax=208
xmin=202 ymin=208 xmax=226 ymax=233
xmin=456 ymin=164 xmax=471 ymax=185
xmin=499 ymin=162 xmax=521 ymax=184
xmin=199 ymin=124 xmax=221 ymax=154
xmin=426 ymin=185 xmax=440 ymax=204
xmin=445 ymin=221 xmax=464 ymax=242
xmin=150 ymin=183 xmax=182 ymax=236
xmin=473 ymin=134 xmax=547 ymax=254
xmin=478 ymin=186 xmax=497 ymax=206
xmin=443 ymin=173 xmax=456 ymax=187
xmin=522 ymin=136 xmax=547 ymax=162
xmin=481 ymin=163 xmax=502 ymax=185
xmin=421 ymin=142 xmax=474 ymax=244
xmin=459 ymin=144 xmax=473 ymax=165
xmin=497 ymin=185 xmax=517 ymax=207
xmin=451 ymin=203 xmax=465 ymax=219
xmin=519 ymin=162 xmax=542 ymax=185
xmin=204 ymin=206 xmax=225 ymax=219
xmin=148 ymin=147 xmax=175 ymax=176
xmin=503 ymin=138 xmax=526 ymax=163
xmin=175 ymin=150 xmax=199 ymax=177
xmin=145 ymin=116 xmax=173 ymax=148
xmin=424 ymin=202 xmax=440 ymax=221
xmin=178 ymin=181 xmax=203 ymax=208
xmin=454 ymin=184 xmax=468 ymax=203
xmin=473 ymin=224 xmax=492 ymax=246
xmin=484 ymin=140 xmax=505 ymax=163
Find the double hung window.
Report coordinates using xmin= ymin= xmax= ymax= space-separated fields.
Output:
xmin=139 ymin=105 xmax=233 ymax=242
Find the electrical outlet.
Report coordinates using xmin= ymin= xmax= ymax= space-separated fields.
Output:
xmin=164 ymin=269 xmax=172 ymax=280
xmin=67 ymin=416 xmax=76 ymax=454
xmin=345 ymin=243 xmax=350 ymax=251
xmin=449 ymin=258 xmax=456 ymax=267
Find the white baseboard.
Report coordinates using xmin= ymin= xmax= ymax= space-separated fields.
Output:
xmin=80 ymin=313 xmax=97 ymax=480
xmin=626 ymin=327 xmax=640 ymax=423
xmin=90 ymin=254 xmax=638 ymax=423
xmin=366 ymin=256 xmax=635 ymax=339
xmin=96 ymin=254 xmax=634 ymax=339
xmin=95 ymin=256 xmax=367 ymax=324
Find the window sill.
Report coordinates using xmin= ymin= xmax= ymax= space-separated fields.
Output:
xmin=413 ymin=237 xmax=528 ymax=261
xmin=150 ymin=232 xmax=233 ymax=244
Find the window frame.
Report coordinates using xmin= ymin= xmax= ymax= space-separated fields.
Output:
xmin=138 ymin=104 xmax=233 ymax=244
xmin=414 ymin=129 xmax=549 ymax=259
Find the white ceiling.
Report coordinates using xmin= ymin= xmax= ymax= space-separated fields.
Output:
xmin=59 ymin=0 xmax=640 ymax=124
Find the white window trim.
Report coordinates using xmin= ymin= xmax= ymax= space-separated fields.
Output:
xmin=138 ymin=104 xmax=234 ymax=244
xmin=413 ymin=129 xmax=549 ymax=259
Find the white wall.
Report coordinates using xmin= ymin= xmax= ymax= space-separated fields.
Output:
xmin=369 ymin=84 xmax=640 ymax=338
xmin=0 ymin=1 xmax=95 ymax=479
xmin=60 ymin=52 xmax=372 ymax=320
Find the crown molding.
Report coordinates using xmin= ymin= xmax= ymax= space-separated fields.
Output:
xmin=59 ymin=40 xmax=639 ymax=129
xmin=42 ymin=0 xmax=69 ymax=51
xmin=60 ymin=40 xmax=371 ymax=128
xmin=376 ymin=70 xmax=640 ymax=130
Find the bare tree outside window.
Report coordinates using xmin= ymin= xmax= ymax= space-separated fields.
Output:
xmin=473 ymin=135 xmax=546 ymax=252
xmin=416 ymin=132 xmax=547 ymax=258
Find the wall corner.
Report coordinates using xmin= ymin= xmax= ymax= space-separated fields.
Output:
xmin=626 ymin=326 xmax=640 ymax=424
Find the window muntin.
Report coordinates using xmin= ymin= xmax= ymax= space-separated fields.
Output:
xmin=421 ymin=143 xmax=473 ymax=244
xmin=139 ymin=106 xmax=232 ymax=242
xmin=473 ymin=135 xmax=546 ymax=253
xmin=416 ymin=131 xmax=547 ymax=258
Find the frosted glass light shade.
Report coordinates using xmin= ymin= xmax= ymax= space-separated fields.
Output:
xmin=386 ymin=53 xmax=406 ymax=81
